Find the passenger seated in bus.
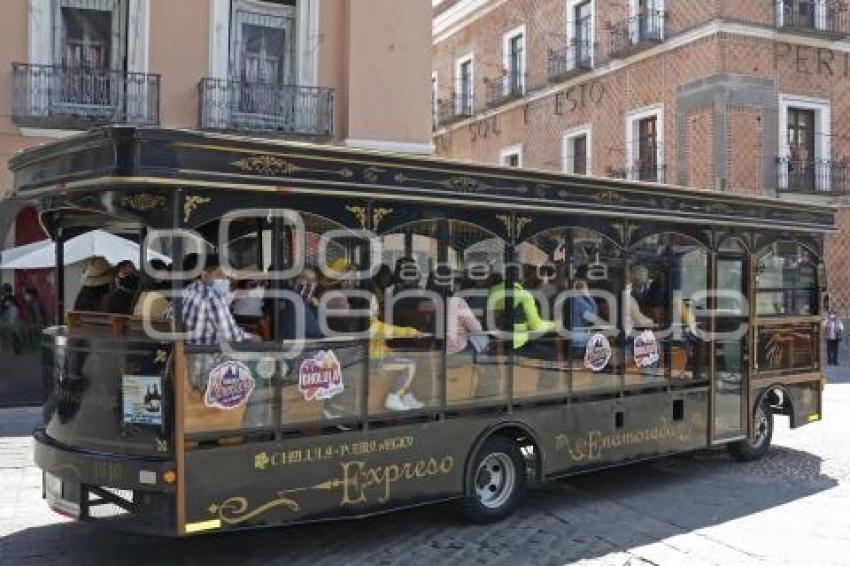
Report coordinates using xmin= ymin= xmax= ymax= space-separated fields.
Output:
xmin=73 ymin=256 xmax=113 ymax=312
xmin=116 ymin=259 xmax=137 ymax=280
xmin=447 ymin=279 xmax=486 ymax=356
xmin=278 ymin=266 xmax=324 ymax=341
xmin=133 ymin=259 xmax=171 ymax=320
xmin=488 ymin=272 xmax=556 ymax=355
xmin=569 ymin=279 xmax=598 ymax=359
xmin=102 ymin=272 xmax=140 ymax=314
xmin=372 ymin=263 xmax=394 ymax=303
xmin=369 ymin=295 xmax=424 ymax=411
xmin=231 ymin=279 xmax=266 ymax=317
xmin=388 ymin=257 xmax=436 ymax=331
xmin=180 ymin=254 xmax=255 ymax=345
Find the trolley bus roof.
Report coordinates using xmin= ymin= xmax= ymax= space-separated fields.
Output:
xmin=7 ymin=126 xmax=837 ymax=234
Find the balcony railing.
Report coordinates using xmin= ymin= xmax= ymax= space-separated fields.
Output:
xmin=434 ymin=94 xmax=474 ymax=128
xmin=548 ymin=44 xmax=593 ymax=83
xmin=608 ymin=10 xmax=666 ymax=59
xmin=608 ymin=162 xmax=667 ymax=184
xmin=776 ymin=157 xmax=850 ymax=194
xmin=11 ymin=63 xmax=160 ymax=128
xmin=199 ymin=78 xmax=334 ymax=138
xmin=774 ymin=0 xmax=850 ymax=37
xmin=484 ymin=72 xmax=526 ymax=108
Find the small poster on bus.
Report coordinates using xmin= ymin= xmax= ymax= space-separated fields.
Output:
xmin=584 ymin=333 xmax=612 ymax=372
xmin=122 ymin=374 xmax=163 ymax=426
xmin=633 ymin=330 xmax=660 ymax=368
xmin=204 ymin=360 xmax=256 ymax=410
xmin=299 ymin=350 xmax=344 ymax=401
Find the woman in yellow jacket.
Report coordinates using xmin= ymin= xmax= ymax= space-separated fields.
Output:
xmin=369 ymin=296 xmax=425 ymax=411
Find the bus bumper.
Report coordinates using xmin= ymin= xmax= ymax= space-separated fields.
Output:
xmin=33 ymin=427 xmax=178 ymax=536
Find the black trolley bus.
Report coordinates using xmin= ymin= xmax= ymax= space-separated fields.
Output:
xmin=4 ymin=126 xmax=832 ymax=536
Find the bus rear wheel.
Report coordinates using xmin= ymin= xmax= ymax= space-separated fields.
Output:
xmin=727 ymin=399 xmax=773 ymax=461
xmin=461 ymin=435 xmax=526 ymax=523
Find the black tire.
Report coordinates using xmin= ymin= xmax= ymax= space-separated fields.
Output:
xmin=461 ymin=435 xmax=526 ymax=523
xmin=727 ymin=397 xmax=774 ymax=461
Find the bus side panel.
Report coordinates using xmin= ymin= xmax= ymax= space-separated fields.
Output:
xmin=785 ymin=380 xmax=823 ymax=428
xmin=538 ymin=390 xmax=709 ymax=476
xmin=183 ymin=419 xmax=490 ymax=533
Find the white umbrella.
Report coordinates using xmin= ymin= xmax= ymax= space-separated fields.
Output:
xmin=0 ymin=230 xmax=170 ymax=270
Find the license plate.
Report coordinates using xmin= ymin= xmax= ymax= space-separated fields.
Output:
xmin=45 ymin=472 xmax=80 ymax=518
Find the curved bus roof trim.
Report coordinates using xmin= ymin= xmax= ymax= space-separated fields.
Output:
xmin=7 ymin=126 xmax=836 ymax=233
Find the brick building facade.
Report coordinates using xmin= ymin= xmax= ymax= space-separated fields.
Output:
xmin=431 ymin=0 xmax=850 ymax=313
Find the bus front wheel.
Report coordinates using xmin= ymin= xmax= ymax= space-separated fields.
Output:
xmin=727 ymin=399 xmax=773 ymax=461
xmin=461 ymin=435 xmax=526 ymax=523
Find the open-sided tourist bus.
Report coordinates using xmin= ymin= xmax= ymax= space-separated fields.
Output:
xmin=6 ymin=126 xmax=832 ymax=537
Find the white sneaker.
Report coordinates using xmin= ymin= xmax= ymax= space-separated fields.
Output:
xmin=402 ymin=393 xmax=424 ymax=410
xmin=385 ymin=393 xmax=409 ymax=411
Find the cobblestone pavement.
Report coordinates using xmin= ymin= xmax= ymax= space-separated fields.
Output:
xmin=2 ymin=370 xmax=850 ymax=566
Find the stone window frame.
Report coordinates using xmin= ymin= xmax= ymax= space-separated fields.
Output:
xmin=566 ymin=0 xmax=595 ymax=69
xmin=625 ymin=103 xmax=665 ymax=181
xmin=500 ymin=144 xmax=523 ymax=168
xmin=562 ymin=125 xmax=593 ymax=175
xmin=775 ymin=0 xmax=831 ymax=30
xmin=501 ymin=24 xmax=527 ymax=96
xmin=778 ymin=93 xmax=831 ymax=191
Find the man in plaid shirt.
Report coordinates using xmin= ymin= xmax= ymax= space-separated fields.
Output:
xmin=178 ymin=254 xmax=249 ymax=345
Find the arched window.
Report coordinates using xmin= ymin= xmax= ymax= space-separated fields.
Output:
xmin=756 ymin=241 xmax=820 ymax=316
xmin=630 ymin=233 xmax=709 ymax=388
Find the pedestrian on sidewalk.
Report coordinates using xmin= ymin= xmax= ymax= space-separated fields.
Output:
xmin=824 ymin=309 xmax=844 ymax=366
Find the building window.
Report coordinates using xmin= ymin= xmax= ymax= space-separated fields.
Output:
xmin=629 ymin=0 xmax=664 ymax=42
xmin=625 ymin=104 xmax=664 ymax=182
xmin=502 ymin=25 xmax=526 ymax=96
xmin=563 ymin=126 xmax=592 ymax=175
xmin=57 ymin=2 xmax=119 ymax=70
xmin=777 ymin=0 xmax=836 ymax=32
xmin=231 ymin=0 xmax=296 ymax=86
xmin=431 ymin=72 xmax=439 ymax=130
xmin=501 ymin=145 xmax=523 ymax=167
xmin=778 ymin=95 xmax=831 ymax=192
xmin=570 ymin=0 xmax=594 ymax=68
xmin=455 ymin=54 xmax=474 ymax=115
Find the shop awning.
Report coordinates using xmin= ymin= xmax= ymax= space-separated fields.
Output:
xmin=0 ymin=230 xmax=170 ymax=270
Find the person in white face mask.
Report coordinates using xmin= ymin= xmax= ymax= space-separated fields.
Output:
xmin=180 ymin=253 xmax=255 ymax=345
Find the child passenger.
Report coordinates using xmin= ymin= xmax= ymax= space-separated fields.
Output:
xmin=368 ymin=296 xmax=425 ymax=411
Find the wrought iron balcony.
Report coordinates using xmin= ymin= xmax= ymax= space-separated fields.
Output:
xmin=11 ymin=63 xmax=160 ymax=129
xmin=199 ymin=78 xmax=334 ymax=138
xmin=776 ymin=157 xmax=850 ymax=194
xmin=484 ymin=72 xmax=526 ymax=108
xmin=774 ymin=0 xmax=850 ymax=37
xmin=434 ymin=94 xmax=474 ymax=128
xmin=608 ymin=161 xmax=667 ymax=184
xmin=608 ymin=10 xmax=666 ymax=59
xmin=548 ymin=44 xmax=593 ymax=83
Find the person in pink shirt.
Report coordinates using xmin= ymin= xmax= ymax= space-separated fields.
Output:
xmin=447 ymin=291 xmax=484 ymax=355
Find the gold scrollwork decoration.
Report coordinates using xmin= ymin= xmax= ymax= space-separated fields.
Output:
xmin=232 ymin=155 xmax=302 ymax=176
xmin=207 ymin=479 xmax=344 ymax=525
xmin=496 ymin=214 xmax=512 ymax=235
xmin=346 ymin=205 xmax=368 ymax=229
xmin=441 ymin=176 xmax=489 ymax=193
xmin=120 ymin=193 xmax=166 ymax=212
xmin=154 ymin=349 xmax=168 ymax=365
xmin=362 ymin=167 xmax=385 ymax=184
xmin=183 ymin=196 xmax=211 ymax=223
xmin=595 ymin=190 xmax=624 ymax=205
xmin=516 ymin=216 xmax=532 ymax=238
xmin=373 ymin=207 xmax=393 ymax=230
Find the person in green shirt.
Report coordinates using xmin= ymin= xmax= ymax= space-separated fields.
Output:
xmin=487 ymin=273 xmax=559 ymax=391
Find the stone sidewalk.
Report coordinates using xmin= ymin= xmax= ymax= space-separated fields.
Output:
xmin=2 ymin=379 xmax=850 ymax=565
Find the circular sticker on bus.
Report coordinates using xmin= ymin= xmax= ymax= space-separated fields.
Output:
xmin=633 ymin=330 xmax=659 ymax=368
xmin=204 ymin=360 xmax=256 ymax=410
xmin=299 ymin=350 xmax=344 ymax=401
xmin=584 ymin=333 xmax=612 ymax=372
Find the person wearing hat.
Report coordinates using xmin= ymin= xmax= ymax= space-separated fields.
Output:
xmin=74 ymin=256 xmax=113 ymax=312
xmin=103 ymin=271 xmax=140 ymax=314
